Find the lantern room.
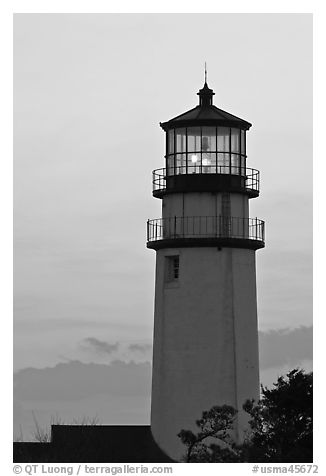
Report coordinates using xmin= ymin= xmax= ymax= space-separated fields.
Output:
xmin=154 ymin=82 xmax=259 ymax=199
xmin=165 ymin=126 xmax=246 ymax=176
xmin=161 ymin=82 xmax=251 ymax=176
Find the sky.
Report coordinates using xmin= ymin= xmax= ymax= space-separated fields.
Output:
xmin=13 ymin=13 xmax=312 ymax=438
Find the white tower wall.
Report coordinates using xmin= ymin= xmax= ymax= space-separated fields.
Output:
xmin=151 ymin=246 xmax=260 ymax=461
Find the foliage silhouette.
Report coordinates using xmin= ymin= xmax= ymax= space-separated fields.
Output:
xmin=178 ymin=369 xmax=313 ymax=463
xmin=178 ymin=405 xmax=242 ymax=462
xmin=243 ymin=369 xmax=313 ymax=462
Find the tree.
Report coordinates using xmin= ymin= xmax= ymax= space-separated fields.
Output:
xmin=178 ymin=369 xmax=313 ymax=463
xmin=177 ymin=405 xmax=242 ymax=462
xmin=243 ymin=369 xmax=313 ymax=462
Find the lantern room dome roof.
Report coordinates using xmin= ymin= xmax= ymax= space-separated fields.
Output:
xmin=160 ymin=82 xmax=252 ymax=131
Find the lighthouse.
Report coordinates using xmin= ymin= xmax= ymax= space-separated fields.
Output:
xmin=147 ymin=79 xmax=265 ymax=461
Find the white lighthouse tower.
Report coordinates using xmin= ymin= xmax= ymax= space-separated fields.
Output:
xmin=147 ymin=80 xmax=265 ymax=461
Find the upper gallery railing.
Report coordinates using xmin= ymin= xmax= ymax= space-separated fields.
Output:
xmin=152 ymin=166 xmax=260 ymax=194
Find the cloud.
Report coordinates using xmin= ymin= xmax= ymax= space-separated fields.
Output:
xmin=14 ymin=360 xmax=151 ymax=402
xmin=79 ymin=339 xmax=153 ymax=357
xmin=128 ymin=343 xmax=152 ymax=353
xmin=258 ymin=325 xmax=312 ymax=370
xmin=81 ymin=338 xmax=119 ymax=355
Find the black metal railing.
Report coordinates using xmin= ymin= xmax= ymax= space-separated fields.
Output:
xmin=147 ymin=216 xmax=265 ymax=243
xmin=152 ymin=166 xmax=260 ymax=194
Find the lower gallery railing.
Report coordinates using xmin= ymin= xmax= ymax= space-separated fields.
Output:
xmin=147 ymin=216 xmax=265 ymax=243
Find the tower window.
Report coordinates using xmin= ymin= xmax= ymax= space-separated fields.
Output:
xmin=165 ymin=256 xmax=180 ymax=282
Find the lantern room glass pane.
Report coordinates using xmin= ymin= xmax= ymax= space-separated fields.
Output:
xmin=187 ymin=152 xmax=200 ymax=174
xmin=202 ymin=127 xmax=216 ymax=152
xmin=175 ymin=128 xmax=186 ymax=153
xmin=217 ymin=127 xmax=230 ymax=152
xmin=217 ymin=152 xmax=230 ymax=174
xmin=240 ymin=156 xmax=246 ymax=176
xmin=241 ymin=130 xmax=246 ymax=156
xmin=176 ymin=154 xmax=186 ymax=174
xmin=231 ymin=154 xmax=240 ymax=175
xmin=231 ymin=128 xmax=240 ymax=153
xmin=187 ymin=127 xmax=201 ymax=152
xmin=167 ymin=156 xmax=174 ymax=176
xmin=168 ymin=130 xmax=174 ymax=154
xmin=202 ymin=127 xmax=216 ymax=173
xmin=202 ymin=152 xmax=216 ymax=173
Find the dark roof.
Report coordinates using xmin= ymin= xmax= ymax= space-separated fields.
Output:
xmin=160 ymin=82 xmax=252 ymax=131
xmin=13 ymin=425 xmax=175 ymax=463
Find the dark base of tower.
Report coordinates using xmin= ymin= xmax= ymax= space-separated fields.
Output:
xmin=13 ymin=425 xmax=175 ymax=463
xmin=147 ymin=237 xmax=265 ymax=251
